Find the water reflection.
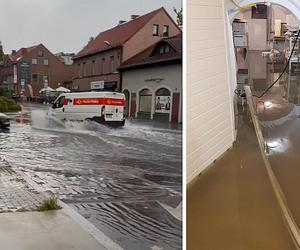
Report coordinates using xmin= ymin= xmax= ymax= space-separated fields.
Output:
xmin=237 ymin=48 xmax=300 ymax=231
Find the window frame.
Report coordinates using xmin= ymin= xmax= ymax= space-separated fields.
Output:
xmin=32 ymin=58 xmax=38 ymax=65
xmin=152 ymin=24 xmax=159 ymax=36
xmin=163 ymin=25 xmax=169 ymax=37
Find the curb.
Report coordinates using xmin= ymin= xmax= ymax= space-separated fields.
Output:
xmin=245 ymin=85 xmax=300 ymax=250
xmin=16 ymin=169 xmax=123 ymax=250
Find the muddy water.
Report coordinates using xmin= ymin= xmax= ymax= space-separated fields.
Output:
xmin=0 ymin=104 xmax=182 ymax=250
xmin=238 ymin=50 xmax=300 ymax=236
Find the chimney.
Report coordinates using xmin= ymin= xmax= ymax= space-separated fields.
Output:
xmin=11 ymin=50 xmax=16 ymax=54
xmin=119 ymin=20 xmax=126 ymax=25
xmin=131 ymin=15 xmax=140 ymax=20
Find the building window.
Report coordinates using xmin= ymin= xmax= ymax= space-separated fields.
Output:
xmin=43 ymin=75 xmax=49 ymax=83
xmin=43 ymin=59 xmax=49 ymax=65
xmin=38 ymin=50 xmax=44 ymax=57
xmin=32 ymin=74 xmax=38 ymax=82
xmin=32 ymin=58 xmax=37 ymax=65
xmin=159 ymin=45 xmax=165 ymax=54
xmin=101 ymin=58 xmax=105 ymax=74
xmin=110 ymin=56 xmax=114 ymax=73
xmin=82 ymin=62 xmax=86 ymax=76
xmin=92 ymin=60 xmax=95 ymax=76
xmin=153 ymin=24 xmax=159 ymax=36
xmin=163 ymin=25 xmax=169 ymax=37
xmin=165 ymin=44 xmax=170 ymax=53
xmin=78 ymin=63 xmax=81 ymax=77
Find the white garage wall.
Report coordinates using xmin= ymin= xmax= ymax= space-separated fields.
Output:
xmin=187 ymin=0 xmax=236 ymax=183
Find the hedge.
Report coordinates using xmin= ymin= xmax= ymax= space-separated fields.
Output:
xmin=0 ymin=96 xmax=21 ymax=112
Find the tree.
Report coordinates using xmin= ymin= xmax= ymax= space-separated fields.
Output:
xmin=173 ymin=7 xmax=183 ymax=27
xmin=0 ymin=41 xmax=4 ymax=64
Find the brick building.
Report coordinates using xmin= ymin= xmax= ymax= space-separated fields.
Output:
xmin=72 ymin=7 xmax=181 ymax=92
xmin=0 ymin=44 xmax=74 ymax=97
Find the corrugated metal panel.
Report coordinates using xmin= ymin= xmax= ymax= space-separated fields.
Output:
xmin=187 ymin=0 xmax=235 ymax=183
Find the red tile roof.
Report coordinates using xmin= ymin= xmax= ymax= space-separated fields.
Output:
xmin=119 ymin=34 xmax=182 ymax=70
xmin=8 ymin=45 xmax=38 ymax=62
xmin=74 ymin=7 xmax=164 ymax=59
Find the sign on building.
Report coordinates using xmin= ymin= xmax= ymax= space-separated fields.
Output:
xmin=19 ymin=62 xmax=31 ymax=87
xmin=13 ymin=65 xmax=18 ymax=84
xmin=91 ymin=81 xmax=104 ymax=90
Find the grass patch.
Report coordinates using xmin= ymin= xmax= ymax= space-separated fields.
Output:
xmin=38 ymin=197 xmax=61 ymax=211
xmin=0 ymin=96 xmax=21 ymax=112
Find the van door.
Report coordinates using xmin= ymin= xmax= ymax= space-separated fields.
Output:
xmin=52 ymin=95 xmax=66 ymax=120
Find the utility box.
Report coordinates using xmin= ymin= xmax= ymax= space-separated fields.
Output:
xmin=233 ymin=19 xmax=248 ymax=48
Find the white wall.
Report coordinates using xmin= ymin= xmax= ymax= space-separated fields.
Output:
xmin=187 ymin=0 xmax=235 ymax=183
xmin=236 ymin=10 xmax=267 ymax=50
xmin=122 ymin=64 xmax=182 ymax=122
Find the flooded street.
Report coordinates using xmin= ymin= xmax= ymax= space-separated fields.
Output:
xmin=238 ymin=49 xmax=300 ymax=235
xmin=0 ymin=103 xmax=182 ymax=250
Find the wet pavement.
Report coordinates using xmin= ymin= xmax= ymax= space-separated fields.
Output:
xmin=0 ymin=103 xmax=182 ymax=250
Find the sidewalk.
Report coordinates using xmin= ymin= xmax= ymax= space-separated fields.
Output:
xmin=0 ymin=210 xmax=106 ymax=250
xmin=0 ymin=160 xmax=117 ymax=250
xmin=187 ymin=109 xmax=296 ymax=250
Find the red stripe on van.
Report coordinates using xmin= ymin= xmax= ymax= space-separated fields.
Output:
xmin=73 ymin=98 xmax=124 ymax=106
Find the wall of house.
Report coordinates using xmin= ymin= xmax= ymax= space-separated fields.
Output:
xmin=72 ymin=48 xmax=122 ymax=91
xmin=187 ymin=0 xmax=235 ymax=183
xmin=123 ymin=9 xmax=181 ymax=62
xmin=122 ymin=63 xmax=182 ymax=123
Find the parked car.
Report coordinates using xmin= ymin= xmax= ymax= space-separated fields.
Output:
xmin=0 ymin=113 xmax=10 ymax=128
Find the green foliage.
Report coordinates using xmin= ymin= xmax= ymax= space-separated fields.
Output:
xmin=38 ymin=197 xmax=61 ymax=211
xmin=0 ymin=41 xmax=4 ymax=64
xmin=0 ymin=87 xmax=9 ymax=98
xmin=0 ymin=96 xmax=21 ymax=112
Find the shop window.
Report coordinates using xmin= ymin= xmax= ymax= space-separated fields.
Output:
xmin=155 ymin=88 xmax=171 ymax=114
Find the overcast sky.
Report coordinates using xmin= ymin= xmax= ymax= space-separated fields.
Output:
xmin=0 ymin=0 xmax=181 ymax=54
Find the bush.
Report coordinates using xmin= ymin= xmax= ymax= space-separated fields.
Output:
xmin=0 ymin=96 xmax=21 ymax=112
xmin=38 ymin=197 xmax=61 ymax=211
xmin=0 ymin=87 xmax=9 ymax=98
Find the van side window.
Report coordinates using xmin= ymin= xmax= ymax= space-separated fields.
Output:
xmin=55 ymin=96 xmax=65 ymax=109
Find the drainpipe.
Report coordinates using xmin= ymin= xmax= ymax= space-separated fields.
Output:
xmin=119 ymin=47 xmax=123 ymax=93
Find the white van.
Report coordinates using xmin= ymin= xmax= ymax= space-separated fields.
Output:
xmin=48 ymin=91 xmax=126 ymax=126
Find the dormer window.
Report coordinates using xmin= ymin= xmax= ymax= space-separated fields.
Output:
xmin=152 ymin=43 xmax=174 ymax=56
xmin=153 ymin=24 xmax=159 ymax=36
